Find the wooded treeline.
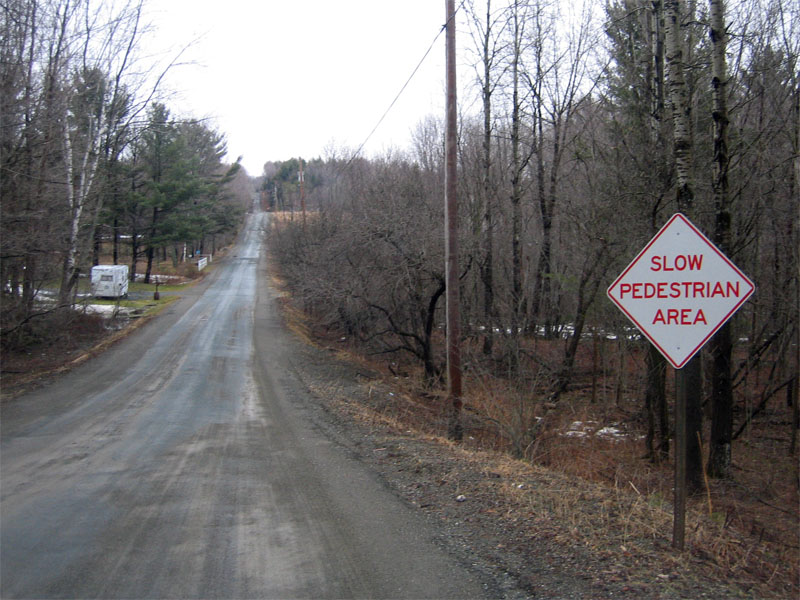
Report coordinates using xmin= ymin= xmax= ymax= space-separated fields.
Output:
xmin=269 ymin=0 xmax=799 ymax=475
xmin=1 ymin=0 xmax=249 ymax=345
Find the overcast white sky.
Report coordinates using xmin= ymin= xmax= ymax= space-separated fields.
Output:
xmin=143 ymin=1 xmax=454 ymax=175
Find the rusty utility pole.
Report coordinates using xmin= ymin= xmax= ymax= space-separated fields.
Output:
xmin=445 ymin=0 xmax=462 ymax=441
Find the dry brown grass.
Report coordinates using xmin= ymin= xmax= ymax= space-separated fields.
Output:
xmin=275 ymin=269 xmax=799 ymax=598
xmin=463 ymin=378 xmax=799 ymax=597
xmin=267 ymin=210 xmax=320 ymax=227
xmin=330 ymin=372 xmax=797 ymax=596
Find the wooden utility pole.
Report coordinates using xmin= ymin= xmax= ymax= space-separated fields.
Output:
xmin=445 ymin=0 xmax=462 ymax=441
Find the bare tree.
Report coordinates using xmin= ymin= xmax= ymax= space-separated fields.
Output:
xmin=518 ymin=2 xmax=599 ymax=340
xmin=466 ymin=0 xmax=507 ymax=356
xmin=2 ymin=0 xmax=80 ymax=339
xmin=603 ymin=0 xmax=672 ymax=461
xmin=508 ymin=0 xmax=529 ymax=360
xmin=270 ymin=152 xmax=448 ymax=384
xmin=56 ymin=0 xmax=148 ymax=305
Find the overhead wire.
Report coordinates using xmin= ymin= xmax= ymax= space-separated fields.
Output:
xmin=339 ymin=1 xmax=466 ymax=174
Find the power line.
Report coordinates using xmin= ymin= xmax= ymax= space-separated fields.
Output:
xmin=341 ymin=2 xmax=465 ymax=173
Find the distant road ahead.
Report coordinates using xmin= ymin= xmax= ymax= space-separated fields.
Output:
xmin=1 ymin=213 xmax=490 ymax=599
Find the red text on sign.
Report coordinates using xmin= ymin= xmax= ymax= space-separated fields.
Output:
xmin=618 ymin=280 xmax=742 ymax=299
xmin=652 ymin=308 xmax=707 ymax=325
xmin=650 ymin=254 xmax=704 ymax=271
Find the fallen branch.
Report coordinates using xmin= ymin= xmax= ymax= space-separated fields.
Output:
xmin=733 ymin=376 xmax=796 ymax=440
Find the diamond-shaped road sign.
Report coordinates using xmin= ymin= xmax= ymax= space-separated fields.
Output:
xmin=607 ymin=213 xmax=754 ymax=369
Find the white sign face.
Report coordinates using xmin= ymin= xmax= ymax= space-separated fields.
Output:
xmin=607 ymin=213 xmax=754 ymax=369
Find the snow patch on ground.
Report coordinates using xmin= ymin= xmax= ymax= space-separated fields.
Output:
xmin=133 ymin=274 xmax=181 ymax=283
xmin=83 ymin=304 xmax=135 ymax=317
xmin=562 ymin=421 xmax=642 ymax=442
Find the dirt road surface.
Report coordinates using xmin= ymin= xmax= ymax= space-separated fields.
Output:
xmin=0 ymin=213 xmax=500 ymax=599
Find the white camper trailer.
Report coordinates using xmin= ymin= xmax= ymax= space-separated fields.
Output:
xmin=91 ymin=265 xmax=129 ymax=298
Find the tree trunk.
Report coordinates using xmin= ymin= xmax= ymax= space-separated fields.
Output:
xmin=145 ymin=244 xmax=154 ymax=284
xmin=58 ymin=124 xmax=81 ymax=306
xmin=480 ymin=0 xmax=495 ymax=357
xmin=535 ymin=113 xmax=563 ymax=339
xmin=129 ymin=233 xmax=138 ymax=283
xmin=22 ymin=255 xmax=36 ymax=315
xmin=707 ymin=0 xmax=734 ymax=478
xmin=423 ymin=280 xmax=446 ymax=384
xmin=113 ymin=217 xmax=119 ymax=264
xmin=58 ymin=76 xmax=107 ymax=306
xmin=551 ymin=249 xmax=608 ymax=402
xmin=93 ymin=227 xmax=102 ymax=266
xmin=501 ymin=3 xmax=525 ymax=373
xmin=531 ymin=107 xmax=547 ymax=334
xmin=709 ymin=323 xmax=733 ymax=476
xmin=144 ymin=207 xmax=158 ymax=284
xmin=665 ymin=0 xmax=703 ymax=493
xmin=644 ymin=0 xmax=669 ymax=466
xmin=510 ymin=3 xmax=523 ymax=351
xmin=645 ymin=344 xmax=669 ymax=462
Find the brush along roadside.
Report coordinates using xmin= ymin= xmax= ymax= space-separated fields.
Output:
xmin=274 ymin=271 xmax=798 ymax=599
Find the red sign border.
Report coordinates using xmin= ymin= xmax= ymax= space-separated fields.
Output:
xmin=607 ymin=213 xmax=755 ymax=369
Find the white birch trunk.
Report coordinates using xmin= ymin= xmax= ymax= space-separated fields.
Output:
xmin=664 ymin=0 xmax=694 ymax=213
xmin=59 ymin=101 xmax=107 ymax=305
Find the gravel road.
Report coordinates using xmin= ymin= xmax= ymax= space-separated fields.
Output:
xmin=0 ymin=213 xmax=500 ymax=599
